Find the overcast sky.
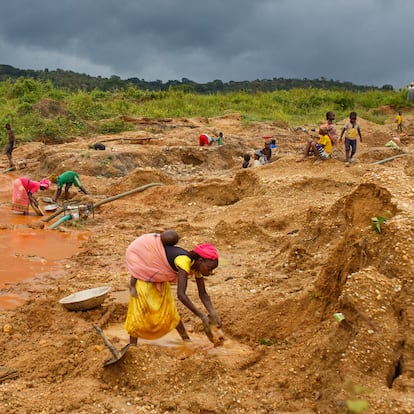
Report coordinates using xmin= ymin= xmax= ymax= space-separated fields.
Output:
xmin=1 ymin=0 xmax=412 ymax=89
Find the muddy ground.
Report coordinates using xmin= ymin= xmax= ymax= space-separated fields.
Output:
xmin=1 ymin=108 xmax=414 ymax=413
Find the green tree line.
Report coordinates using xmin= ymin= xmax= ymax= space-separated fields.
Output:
xmin=0 ymin=64 xmax=395 ymax=94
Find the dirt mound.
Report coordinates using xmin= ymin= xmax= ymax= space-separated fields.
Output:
xmin=32 ymin=98 xmax=69 ymax=119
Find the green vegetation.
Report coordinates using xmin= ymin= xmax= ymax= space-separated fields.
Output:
xmin=342 ymin=380 xmax=370 ymax=414
xmin=346 ymin=399 xmax=369 ymax=414
xmin=258 ymin=338 xmax=274 ymax=346
xmin=0 ymin=75 xmax=411 ymax=146
xmin=0 ymin=64 xmax=397 ymax=93
xmin=257 ymin=337 xmax=288 ymax=347
xmin=371 ymin=210 xmax=393 ymax=233
xmin=371 ymin=216 xmax=387 ymax=234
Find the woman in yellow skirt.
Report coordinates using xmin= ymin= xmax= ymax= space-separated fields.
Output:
xmin=124 ymin=231 xmax=221 ymax=345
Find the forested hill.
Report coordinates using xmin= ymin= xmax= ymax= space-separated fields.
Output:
xmin=0 ymin=64 xmax=393 ymax=93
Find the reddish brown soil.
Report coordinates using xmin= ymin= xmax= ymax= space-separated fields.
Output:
xmin=1 ymin=110 xmax=414 ymax=413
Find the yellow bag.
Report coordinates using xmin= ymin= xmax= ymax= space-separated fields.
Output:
xmin=124 ymin=280 xmax=180 ymax=340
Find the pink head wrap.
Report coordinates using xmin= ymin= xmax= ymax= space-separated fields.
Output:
xmin=193 ymin=243 xmax=219 ymax=260
xmin=39 ymin=178 xmax=51 ymax=189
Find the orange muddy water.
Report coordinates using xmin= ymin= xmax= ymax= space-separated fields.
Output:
xmin=0 ymin=173 xmax=86 ymax=309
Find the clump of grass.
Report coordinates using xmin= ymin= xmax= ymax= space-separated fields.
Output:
xmin=258 ymin=338 xmax=274 ymax=346
xmin=371 ymin=216 xmax=387 ymax=233
xmin=342 ymin=379 xmax=370 ymax=414
xmin=371 ymin=210 xmax=393 ymax=233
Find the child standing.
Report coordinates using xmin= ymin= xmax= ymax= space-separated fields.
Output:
xmin=5 ymin=123 xmax=16 ymax=169
xmin=396 ymin=111 xmax=403 ymax=133
xmin=339 ymin=112 xmax=362 ymax=166
xmin=261 ymin=140 xmax=272 ymax=163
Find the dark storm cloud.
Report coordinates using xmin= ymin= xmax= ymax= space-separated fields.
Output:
xmin=0 ymin=0 xmax=412 ymax=88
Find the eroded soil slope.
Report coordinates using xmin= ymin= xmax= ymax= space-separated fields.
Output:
xmin=1 ymin=110 xmax=414 ymax=413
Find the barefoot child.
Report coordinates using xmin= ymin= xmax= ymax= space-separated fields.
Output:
xmin=5 ymin=123 xmax=16 ymax=169
xmin=339 ymin=112 xmax=362 ymax=166
xmin=299 ymin=126 xmax=332 ymax=162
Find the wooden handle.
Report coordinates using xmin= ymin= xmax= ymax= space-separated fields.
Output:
xmin=93 ymin=324 xmax=120 ymax=359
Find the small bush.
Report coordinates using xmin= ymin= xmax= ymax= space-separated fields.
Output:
xmin=97 ymin=118 xmax=134 ymax=134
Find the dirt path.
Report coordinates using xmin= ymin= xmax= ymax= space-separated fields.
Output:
xmin=1 ymin=110 xmax=414 ymax=413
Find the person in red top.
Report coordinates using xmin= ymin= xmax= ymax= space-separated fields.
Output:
xmin=12 ymin=177 xmax=51 ymax=215
xmin=199 ymin=133 xmax=214 ymax=146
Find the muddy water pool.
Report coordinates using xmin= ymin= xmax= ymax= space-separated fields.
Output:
xmin=0 ymin=173 xmax=87 ymax=309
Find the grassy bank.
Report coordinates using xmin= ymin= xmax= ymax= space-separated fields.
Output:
xmin=0 ymin=78 xmax=411 ymax=145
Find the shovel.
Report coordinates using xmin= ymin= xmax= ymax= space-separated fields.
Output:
xmin=93 ymin=324 xmax=129 ymax=367
xmin=42 ymin=197 xmax=55 ymax=204
xmin=30 ymin=200 xmax=44 ymax=216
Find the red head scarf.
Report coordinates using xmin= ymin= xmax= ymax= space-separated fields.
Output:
xmin=193 ymin=243 xmax=219 ymax=260
xmin=39 ymin=178 xmax=51 ymax=189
